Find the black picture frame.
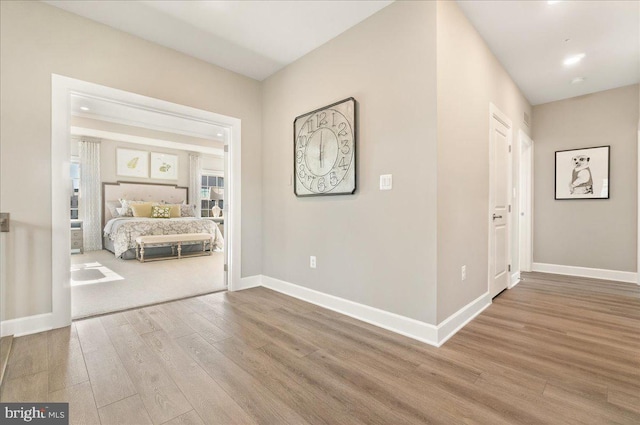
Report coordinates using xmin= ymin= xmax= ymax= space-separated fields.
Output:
xmin=293 ymin=97 xmax=357 ymax=197
xmin=555 ymin=145 xmax=610 ymax=200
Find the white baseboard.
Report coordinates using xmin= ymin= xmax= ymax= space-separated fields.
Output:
xmin=262 ymin=275 xmax=490 ymax=347
xmin=436 ymin=291 xmax=491 ymax=346
xmin=1 ymin=313 xmax=53 ymax=338
xmin=509 ymin=272 xmax=521 ymax=288
xmin=232 ymin=275 xmax=263 ymax=291
xmin=532 ymin=263 xmax=637 ymax=284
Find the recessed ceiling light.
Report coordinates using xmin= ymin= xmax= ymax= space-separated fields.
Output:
xmin=563 ymin=53 xmax=585 ymax=66
xmin=548 ymin=1 xmax=562 ymax=4
xmin=564 ymin=38 xmax=571 ymax=43
xmin=80 ymin=106 xmax=90 ymax=111
xmin=217 ymin=133 xmax=223 ymax=137
xmin=571 ymin=77 xmax=585 ymax=84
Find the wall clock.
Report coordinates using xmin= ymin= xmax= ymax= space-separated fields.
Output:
xmin=294 ymin=97 xmax=356 ymax=196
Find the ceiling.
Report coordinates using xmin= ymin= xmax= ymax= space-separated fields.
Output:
xmin=47 ymin=1 xmax=638 ymax=105
xmin=44 ymin=0 xmax=393 ymax=81
xmin=457 ymin=0 xmax=640 ymax=105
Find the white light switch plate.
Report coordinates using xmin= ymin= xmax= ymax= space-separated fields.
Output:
xmin=380 ymin=174 xmax=392 ymax=190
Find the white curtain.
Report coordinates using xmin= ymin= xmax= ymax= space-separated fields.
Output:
xmin=189 ymin=153 xmax=202 ymax=217
xmin=79 ymin=138 xmax=102 ymax=251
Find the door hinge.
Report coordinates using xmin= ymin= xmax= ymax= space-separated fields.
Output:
xmin=508 ymin=264 xmax=511 ymax=272
xmin=224 ymin=145 xmax=229 ymax=153
xmin=508 ymin=205 xmax=511 ymax=213
xmin=224 ymin=264 xmax=228 ymax=272
xmin=509 ymin=145 xmax=512 ymax=153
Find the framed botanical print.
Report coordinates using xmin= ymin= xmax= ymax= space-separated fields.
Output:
xmin=555 ymin=146 xmax=610 ymax=200
xmin=116 ymin=148 xmax=148 ymax=178
xmin=294 ymin=97 xmax=356 ymax=196
xmin=150 ymin=152 xmax=178 ymax=180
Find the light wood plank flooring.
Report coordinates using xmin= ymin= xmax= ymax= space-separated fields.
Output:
xmin=1 ymin=272 xmax=639 ymax=424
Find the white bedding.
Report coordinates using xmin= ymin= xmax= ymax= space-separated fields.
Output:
xmin=104 ymin=217 xmax=224 ymax=257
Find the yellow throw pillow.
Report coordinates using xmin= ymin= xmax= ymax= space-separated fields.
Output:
xmin=164 ymin=204 xmax=181 ymax=218
xmin=130 ymin=203 xmax=154 ymax=217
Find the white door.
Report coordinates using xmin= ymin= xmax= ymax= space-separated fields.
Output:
xmin=489 ymin=104 xmax=512 ymax=298
xmin=519 ymin=131 xmax=533 ymax=272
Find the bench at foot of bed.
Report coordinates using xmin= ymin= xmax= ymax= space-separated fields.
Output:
xmin=135 ymin=233 xmax=214 ymax=262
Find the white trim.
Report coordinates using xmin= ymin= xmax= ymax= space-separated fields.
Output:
xmin=1 ymin=313 xmax=53 ymax=338
xmin=261 ymin=275 xmax=490 ymax=347
xmin=637 ymin=129 xmax=639 ymax=285
xmin=51 ymin=74 xmax=243 ymax=333
xmin=436 ymin=292 xmax=491 ymax=346
xmin=518 ymin=130 xmax=534 ymax=272
xmin=233 ymin=275 xmax=262 ymax=291
xmin=509 ymin=272 xmax=521 ymax=288
xmin=532 ymin=263 xmax=637 ymax=284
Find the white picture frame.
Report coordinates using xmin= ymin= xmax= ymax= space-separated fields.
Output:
xmin=116 ymin=148 xmax=149 ymax=178
xmin=150 ymin=152 xmax=178 ymax=180
xmin=555 ymin=145 xmax=610 ymax=200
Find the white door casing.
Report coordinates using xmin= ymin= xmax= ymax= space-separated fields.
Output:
xmin=489 ymin=104 xmax=513 ymax=298
xmin=519 ymin=130 xmax=534 ymax=273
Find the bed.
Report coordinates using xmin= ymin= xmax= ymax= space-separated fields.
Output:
xmin=102 ymin=181 xmax=224 ymax=259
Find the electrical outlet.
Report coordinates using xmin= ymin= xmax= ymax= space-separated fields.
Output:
xmin=310 ymin=256 xmax=316 ymax=269
xmin=461 ymin=265 xmax=466 ymax=281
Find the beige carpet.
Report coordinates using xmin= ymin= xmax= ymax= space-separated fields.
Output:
xmin=71 ymin=249 xmax=225 ymax=318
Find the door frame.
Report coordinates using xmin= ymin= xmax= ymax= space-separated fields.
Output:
xmin=51 ymin=74 xmax=242 ymax=330
xmin=488 ymin=103 xmax=513 ymax=297
xmin=518 ymin=130 xmax=534 ymax=273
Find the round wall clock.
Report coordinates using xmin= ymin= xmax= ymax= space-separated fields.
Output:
xmin=293 ymin=97 xmax=356 ymax=196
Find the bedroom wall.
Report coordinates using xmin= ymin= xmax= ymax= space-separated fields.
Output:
xmin=261 ymin=1 xmax=438 ymax=323
xmin=0 ymin=0 xmax=261 ymax=321
xmin=436 ymin=1 xmax=532 ymax=322
xmin=532 ymin=84 xmax=639 ymax=272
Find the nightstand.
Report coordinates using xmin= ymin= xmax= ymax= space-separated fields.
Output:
xmin=71 ymin=219 xmax=83 ymax=254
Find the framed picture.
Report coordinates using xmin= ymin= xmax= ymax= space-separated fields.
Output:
xmin=150 ymin=152 xmax=178 ymax=180
xmin=294 ymin=97 xmax=356 ymax=196
xmin=555 ymin=146 xmax=610 ymax=200
xmin=116 ymin=148 xmax=148 ymax=178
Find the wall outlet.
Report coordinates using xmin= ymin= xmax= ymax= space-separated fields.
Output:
xmin=310 ymin=256 xmax=316 ymax=269
xmin=380 ymin=174 xmax=393 ymax=190
xmin=461 ymin=265 xmax=466 ymax=281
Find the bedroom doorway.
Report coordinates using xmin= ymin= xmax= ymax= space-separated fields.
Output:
xmin=51 ymin=75 xmax=242 ymax=327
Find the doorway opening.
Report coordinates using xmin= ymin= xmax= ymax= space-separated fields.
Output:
xmin=519 ymin=130 xmax=534 ymax=274
xmin=51 ymin=75 xmax=242 ymax=328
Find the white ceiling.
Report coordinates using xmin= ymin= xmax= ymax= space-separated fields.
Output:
xmin=457 ymin=0 xmax=640 ymax=105
xmin=47 ymin=1 xmax=639 ymax=105
xmin=44 ymin=0 xmax=393 ymax=81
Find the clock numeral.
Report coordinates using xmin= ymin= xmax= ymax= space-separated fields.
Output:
xmin=298 ymin=164 xmax=306 ymax=179
xmin=317 ymin=177 xmax=326 ymax=192
xmin=337 ymin=122 xmax=348 ymax=137
xmin=307 ymin=119 xmax=314 ymax=134
xmin=338 ymin=156 xmax=350 ymax=171
xmin=340 ymin=140 xmax=350 ymax=155
xmin=296 ymin=150 xmax=304 ymax=163
xmin=317 ymin=112 xmax=328 ymax=128
xmin=330 ymin=171 xmax=338 ymax=186
xmin=306 ymin=175 xmax=315 ymax=185
xmin=297 ymin=135 xmax=308 ymax=148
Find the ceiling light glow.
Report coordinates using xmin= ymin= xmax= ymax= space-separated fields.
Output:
xmin=563 ymin=53 xmax=585 ymax=66
xmin=217 ymin=133 xmax=223 ymax=137
xmin=548 ymin=1 xmax=561 ymax=4
xmin=571 ymin=77 xmax=585 ymax=84
xmin=80 ymin=106 xmax=90 ymax=111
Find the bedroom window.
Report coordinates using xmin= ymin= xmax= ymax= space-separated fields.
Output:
xmin=200 ymin=173 xmax=224 ymax=217
xmin=70 ymin=160 xmax=80 ymax=220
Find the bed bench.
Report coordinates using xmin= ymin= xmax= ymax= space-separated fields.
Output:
xmin=135 ymin=233 xmax=214 ymax=262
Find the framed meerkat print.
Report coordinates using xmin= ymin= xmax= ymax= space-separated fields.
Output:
xmin=294 ymin=97 xmax=356 ymax=196
xmin=555 ymin=146 xmax=610 ymax=200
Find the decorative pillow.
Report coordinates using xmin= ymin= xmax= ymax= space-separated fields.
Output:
xmin=180 ymin=204 xmax=196 ymax=217
xmin=151 ymin=205 xmax=171 ymax=218
xmin=163 ymin=204 xmax=181 ymax=218
xmin=106 ymin=200 xmax=122 ymax=218
xmin=119 ymin=199 xmax=150 ymax=217
xmin=130 ymin=203 xmax=154 ymax=217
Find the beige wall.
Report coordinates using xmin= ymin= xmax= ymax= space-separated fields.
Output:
xmin=0 ymin=0 xmax=262 ymax=321
xmin=261 ymin=1 xmax=439 ymax=323
xmin=436 ymin=1 xmax=533 ymax=322
xmin=532 ymin=84 xmax=639 ymax=272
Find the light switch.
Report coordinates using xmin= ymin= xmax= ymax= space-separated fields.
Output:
xmin=380 ymin=174 xmax=392 ymax=190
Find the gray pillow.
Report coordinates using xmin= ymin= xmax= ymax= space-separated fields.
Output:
xmin=180 ymin=204 xmax=196 ymax=217
xmin=106 ymin=200 xmax=122 ymax=218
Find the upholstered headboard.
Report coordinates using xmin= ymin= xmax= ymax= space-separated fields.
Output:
xmin=102 ymin=181 xmax=189 ymax=228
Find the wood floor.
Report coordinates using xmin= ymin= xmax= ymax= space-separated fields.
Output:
xmin=1 ymin=272 xmax=639 ymax=424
